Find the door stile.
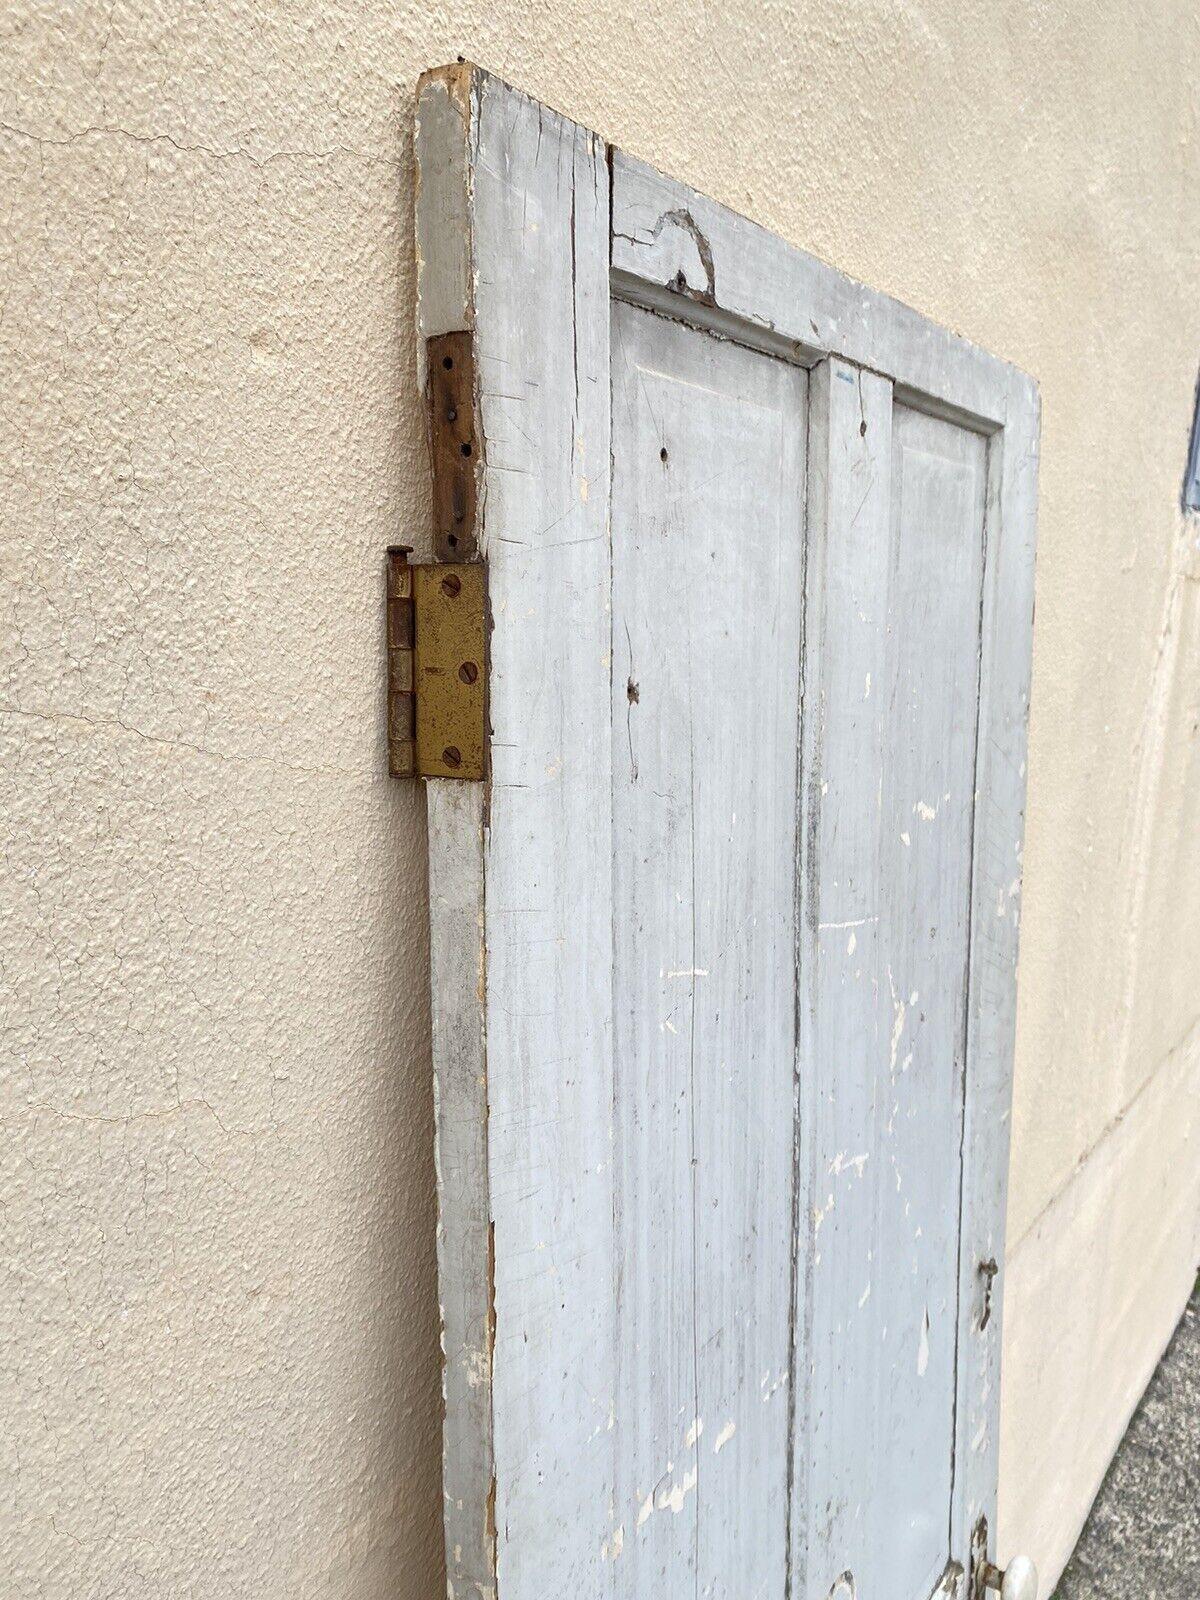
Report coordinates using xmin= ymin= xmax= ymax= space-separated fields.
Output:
xmin=949 ymin=382 xmax=1040 ymax=1569
xmin=416 ymin=65 xmax=618 ymax=1600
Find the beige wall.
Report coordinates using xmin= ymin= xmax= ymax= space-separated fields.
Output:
xmin=3 ymin=3 xmax=1198 ymax=1595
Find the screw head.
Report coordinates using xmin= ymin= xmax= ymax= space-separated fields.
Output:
xmin=442 ymin=746 xmax=462 ymax=769
xmin=458 ymin=661 xmax=479 ymax=685
xmin=441 ymin=573 xmax=462 ymax=598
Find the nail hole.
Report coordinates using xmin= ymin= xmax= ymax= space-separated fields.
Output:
xmin=447 ymin=533 xmax=458 ymax=548
xmin=447 ymin=406 xmax=457 ymax=422
xmin=660 ymin=446 xmax=668 ymax=463
xmin=460 ymin=442 xmax=472 ymax=457
xmin=442 ymin=355 xmax=454 ymax=369
xmin=627 ymin=678 xmax=639 ymax=704
xmin=458 ymin=661 xmax=479 ymax=684
xmin=859 ymin=420 xmax=867 ymax=436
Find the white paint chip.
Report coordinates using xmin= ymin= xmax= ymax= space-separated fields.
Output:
xmin=657 ymin=1466 xmax=698 ymax=1514
xmin=713 ymin=1420 xmax=737 ymax=1453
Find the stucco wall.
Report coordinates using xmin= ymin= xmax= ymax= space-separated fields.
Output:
xmin=3 ymin=3 xmax=1198 ymax=1596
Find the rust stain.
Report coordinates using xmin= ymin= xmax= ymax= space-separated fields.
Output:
xmin=427 ymin=330 xmax=480 ymax=563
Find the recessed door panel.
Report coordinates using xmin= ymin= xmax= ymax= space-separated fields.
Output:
xmin=797 ymin=370 xmax=988 ymax=1600
xmin=611 ymin=303 xmax=806 ymax=1598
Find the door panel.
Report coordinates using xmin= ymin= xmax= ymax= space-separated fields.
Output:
xmin=797 ymin=367 xmax=988 ymax=1600
xmin=611 ymin=303 xmax=806 ymax=1599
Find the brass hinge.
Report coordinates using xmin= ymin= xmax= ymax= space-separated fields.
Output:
xmin=387 ymin=547 xmax=486 ymax=780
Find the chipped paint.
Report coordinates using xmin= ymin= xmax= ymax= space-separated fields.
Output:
xmin=713 ymin=1420 xmax=737 ymax=1453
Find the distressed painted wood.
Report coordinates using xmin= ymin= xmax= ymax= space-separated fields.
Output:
xmin=610 ymin=302 xmax=806 ymax=1596
xmin=610 ymin=152 xmax=1030 ymax=430
xmin=415 ymin=71 xmax=493 ymax=1600
xmin=793 ymin=363 xmax=991 ymax=1600
xmin=416 ymin=62 xmax=1039 ymax=1600
xmin=950 ymin=375 xmax=1040 ymax=1564
xmin=425 ymin=781 xmax=492 ymax=1598
xmin=415 ymin=65 xmax=614 ymax=1600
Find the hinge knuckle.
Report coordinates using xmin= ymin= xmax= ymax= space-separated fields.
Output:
xmin=386 ymin=547 xmax=417 ymax=777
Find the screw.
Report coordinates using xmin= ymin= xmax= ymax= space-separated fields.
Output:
xmin=458 ymin=661 xmax=478 ymax=684
xmin=441 ymin=573 xmax=461 ymax=598
xmin=442 ymin=746 xmax=462 ymax=768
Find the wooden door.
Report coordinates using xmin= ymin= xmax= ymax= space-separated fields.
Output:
xmin=415 ymin=64 xmax=1039 ymax=1600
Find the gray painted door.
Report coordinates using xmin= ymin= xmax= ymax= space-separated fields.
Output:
xmin=416 ymin=63 xmax=1039 ymax=1600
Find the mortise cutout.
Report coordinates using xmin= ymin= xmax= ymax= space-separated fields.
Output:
xmin=1184 ymin=369 xmax=1200 ymax=512
xmin=426 ymin=330 xmax=478 ymax=561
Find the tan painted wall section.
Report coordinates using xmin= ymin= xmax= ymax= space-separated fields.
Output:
xmin=3 ymin=3 xmax=1199 ymax=1596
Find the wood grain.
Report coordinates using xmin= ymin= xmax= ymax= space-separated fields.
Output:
xmin=610 ymin=302 xmax=806 ymax=1598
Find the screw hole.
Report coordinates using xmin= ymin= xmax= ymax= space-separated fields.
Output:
xmin=660 ymin=446 xmax=668 ymax=464
xmin=442 ymin=355 xmax=454 ymax=370
xmin=460 ymin=441 xmax=472 ymax=458
xmin=447 ymin=533 xmax=458 ymax=548
xmin=859 ymin=420 xmax=867 ymax=436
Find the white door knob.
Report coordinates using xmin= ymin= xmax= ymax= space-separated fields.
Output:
xmin=982 ymin=1555 xmax=1038 ymax=1600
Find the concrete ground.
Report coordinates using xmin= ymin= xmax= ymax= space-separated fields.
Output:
xmin=1051 ymin=1282 xmax=1199 ymax=1599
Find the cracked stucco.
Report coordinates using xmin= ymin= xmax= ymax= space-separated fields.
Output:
xmin=2 ymin=2 xmax=1199 ymax=1597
